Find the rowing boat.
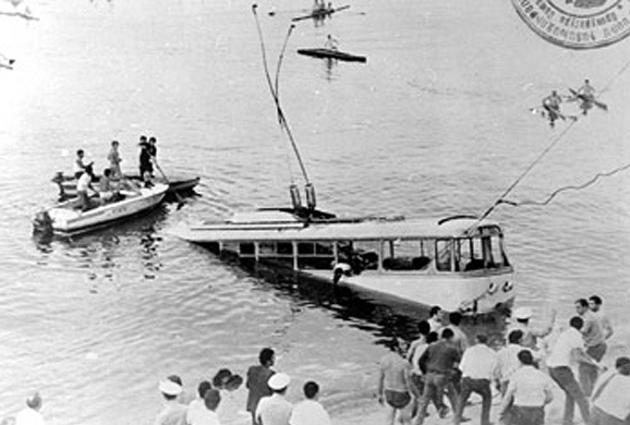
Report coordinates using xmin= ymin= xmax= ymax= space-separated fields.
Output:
xmin=297 ymin=48 xmax=366 ymax=62
xmin=34 ymin=183 xmax=168 ymax=235
xmin=291 ymin=4 xmax=349 ymax=21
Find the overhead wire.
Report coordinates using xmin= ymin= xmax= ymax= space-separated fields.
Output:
xmin=274 ymin=24 xmax=297 ymax=184
xmin=251 ymin=4 xmax=310 ymax=184
xmin=500 ymin=162 xmax=630 ymax=208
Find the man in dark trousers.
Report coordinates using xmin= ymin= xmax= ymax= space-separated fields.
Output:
xmin=414 ymin=328 xmax=460 ymax=425
xmin=246 ymin=347 xmax=276 ymax=425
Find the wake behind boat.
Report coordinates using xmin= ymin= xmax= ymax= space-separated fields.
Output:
xmin=297 ymin=47 xmax=366 ymax=62
xmin=34 ymin=183 xmax=168 ymax=235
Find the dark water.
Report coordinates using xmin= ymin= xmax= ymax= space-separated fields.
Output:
xmin=1 ymin=0 xmax=629 ymax=424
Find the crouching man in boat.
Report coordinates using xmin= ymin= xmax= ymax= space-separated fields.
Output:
xmin=77 ymin=164 xmax=97 ymax=211
xmin=98 ymin=168 xmax=122 ymax=204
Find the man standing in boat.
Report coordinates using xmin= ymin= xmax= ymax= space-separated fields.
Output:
xmin=76 ymin=163 xmax=96 ymax=211
xmin=107 ymin=140 xmax=122 ymax=178
xmin=139 ymin=135 xmax=153 ymax=182
xmin=73 ymin=149 xmax=90 ymax=179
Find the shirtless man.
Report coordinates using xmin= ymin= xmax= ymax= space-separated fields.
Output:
xmin=379 ymin=338 xmax=414 ymax=425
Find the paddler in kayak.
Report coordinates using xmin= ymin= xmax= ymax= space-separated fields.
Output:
xmin=0 ymin=52 xmax=15 ymax=70
xmin=576 ymin=79 xmax=596 ymax=115
xmin=324 ymin=34 xmax=339 ymax=51
xmin=542 ymin=90 xmax=563 ymax=128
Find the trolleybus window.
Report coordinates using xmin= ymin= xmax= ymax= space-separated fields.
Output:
xmin=338 ymin=241 xmax=379 ymax=271
xmin=435 ymin=240 xmax=453 ymax=271
xmin=277 ymin=242 xmax=293 ymax=255
xmin=239 ymin=242 xmax=255 ymax=255
xmin=297 ymin=241 xmax=334 ymax=270
xmin=383 ymin=239 xmax=433 ymax=271
xmin=456 ymin=234 xmax=509 ymax=270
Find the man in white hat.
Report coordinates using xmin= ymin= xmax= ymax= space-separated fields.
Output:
xmin=255 ymin=373 xmax=292 ymax=425
xmin=507 ymin=306 xmax=555 ymax=350
xmin=15 ymin=392 xmax=45 ymax=425
xmin=155 ymin=378 xmax=187 ymax=425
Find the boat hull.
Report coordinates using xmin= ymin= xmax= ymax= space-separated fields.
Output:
xmin=297 ymin=48 xmax=367 ymax=63
xmin=53 ymin=173 xmax=199 ymax=198
xmin=44 ymin=184 xmax=168 ymax=235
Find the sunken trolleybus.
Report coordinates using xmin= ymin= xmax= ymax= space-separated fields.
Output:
xmin=174 ymin=210 xmax=515 ymax=314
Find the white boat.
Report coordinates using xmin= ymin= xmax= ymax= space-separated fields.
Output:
xmin=172 ymin=203 xmax=516 ymax=314
xmin=34 ymin=183 xmax=168 ymax=235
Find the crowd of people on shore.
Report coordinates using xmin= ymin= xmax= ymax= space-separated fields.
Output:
xmin=153 ymin=347 xmax=332 ymax=425
xmin=5 ymin=296 xmax=627 ymax=425
xmin=66 ymin=135 xmax=160 ymax=210
xmin=378 ymin=297 xmax=628 ymax=425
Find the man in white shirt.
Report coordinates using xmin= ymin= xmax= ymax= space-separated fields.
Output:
xmin=15 ymin=392 xmax=45 ymax=425
xmin=590 ymin=356 xmax=630 ymax=425
xmin=289 ymin=381 xmax=331 ymax=425
xmin=496 ymin=330 xmax=524 ymax=394
xmin=187 ymin=381 xmax=212 ymax=425
xmin=76 ymin=164 xmax=96 ymax=211
xmin=73 ymin=149 xmax=89 ymax=179
xmin=155 ymin=378 xmax=188 ymax=425
xmin=255 ymin=373 xmax=292 ymax=425
xmin=454 ymin=334 xmax=497 ymax=425
xmin=188 ymin=389 xmax=221 ymax=425
xmin=499 ymin=350 xmax=554 ymax=425
xmin=547 ymin=316 xmax=603 ymax=425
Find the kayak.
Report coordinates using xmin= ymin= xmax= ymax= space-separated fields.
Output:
xmin=297 ymin=48 xmax=366 ymax=63
xmin=33 ymin=183 xmax=168 ymax=235
xmin=51 ymin=172 xmax=200 ymax=199
xmin=292 ymin=4 xmax=350 ymax=21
